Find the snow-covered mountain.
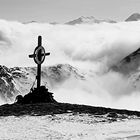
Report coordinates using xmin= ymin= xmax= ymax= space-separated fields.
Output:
xmin=65 ymin=16 xmax=116 ymax=25
xmin=0 ymin=66 xmax=19 ymax=102
xmin=112 ymin=47 xmax=140 ymax=74
xmin=112 ymin=47 xmax=140 ymax=89
xmin=125 ymin=13 xmax=140 ymax=22
xmin=0 ymin=64 xmax=85 ymax=103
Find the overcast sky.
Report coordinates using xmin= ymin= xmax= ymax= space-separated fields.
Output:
xmin=0 ymin=0 xmax=140 ymax=23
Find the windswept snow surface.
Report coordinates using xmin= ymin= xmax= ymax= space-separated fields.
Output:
xmin=0 ymin=114 xmax=140 ymax=140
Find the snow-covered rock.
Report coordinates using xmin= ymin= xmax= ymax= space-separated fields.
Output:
xmin=0 ymin=65 xmax=19 ymax=102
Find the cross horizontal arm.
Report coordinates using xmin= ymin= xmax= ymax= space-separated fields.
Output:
xmin=29 ymin=54 xmax=36 ymax=58
xmin=29 ymin=52 xmax=50 ymax=58
xmin=45 ymin=52 xmax=50 ymax=56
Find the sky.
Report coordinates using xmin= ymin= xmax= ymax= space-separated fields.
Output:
xmin=0 ymin=0 xmax=140 ymax=23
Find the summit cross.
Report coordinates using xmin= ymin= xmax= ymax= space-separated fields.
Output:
xmin=29 ymin=36 xmax=50 ymax=89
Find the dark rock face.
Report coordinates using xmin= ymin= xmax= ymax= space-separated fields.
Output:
xmin=111 ymin=47 xmax=140 ymax=74
xmin=125 ymin=13 xmax=140 ymax=22
xmin=15 ymin=86 xmax=57 ymax=104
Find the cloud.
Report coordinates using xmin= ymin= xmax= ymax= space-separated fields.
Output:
xmin=0 ymin=20 xmax=140 ymax=110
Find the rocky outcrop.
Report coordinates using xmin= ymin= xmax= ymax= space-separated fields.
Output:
xmin=15 ymin=86 xmax=57 ymax=104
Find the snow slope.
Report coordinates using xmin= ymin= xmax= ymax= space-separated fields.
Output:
xmin=0 ymin=114 xmax=140 ymax=140
xmin=0 ymin=102 xmax=139 ymax=140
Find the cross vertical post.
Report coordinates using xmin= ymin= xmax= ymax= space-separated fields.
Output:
xmin=37 ymin=36 xmax=42 ymax=89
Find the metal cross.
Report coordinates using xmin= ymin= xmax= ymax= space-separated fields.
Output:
xmin=29 ymin=36 xmax=50 ymax=89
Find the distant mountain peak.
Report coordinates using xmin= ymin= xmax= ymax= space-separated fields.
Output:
xmin=125 ymin=13 xmax=140 ymax=22
xmin=65 ymin=16 xmax=116 ymax=25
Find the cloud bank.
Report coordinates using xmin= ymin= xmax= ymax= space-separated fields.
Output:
xmin=1 ymin=20 xmax=140 ymax=110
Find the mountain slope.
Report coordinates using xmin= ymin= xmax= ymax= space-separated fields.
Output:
xmin=0 ymin=66 xmax=19 ymax=102
xmin=0 ymin=64 xmax=85 ymax=103
xmin=112 ymin=47 xmax=140 ymax=74
xmin=1 ymin=102 xmax=140 ymax=117
xmin=125 ymin=13 xmax=140 ymax=22
xmin=111 ymin=47 xmax=140 ymax=89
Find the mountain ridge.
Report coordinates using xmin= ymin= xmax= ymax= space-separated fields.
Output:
xmin=0 ymin=102 xmax=140 ymax=117
xmin=0 ymin=64 xmax=85 ymax=103
xmin=65 ymin=16 xmax=116 ymax=25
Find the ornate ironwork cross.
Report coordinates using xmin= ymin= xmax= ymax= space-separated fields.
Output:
xmin=29 ymin=36 xmax=50 ymax=89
